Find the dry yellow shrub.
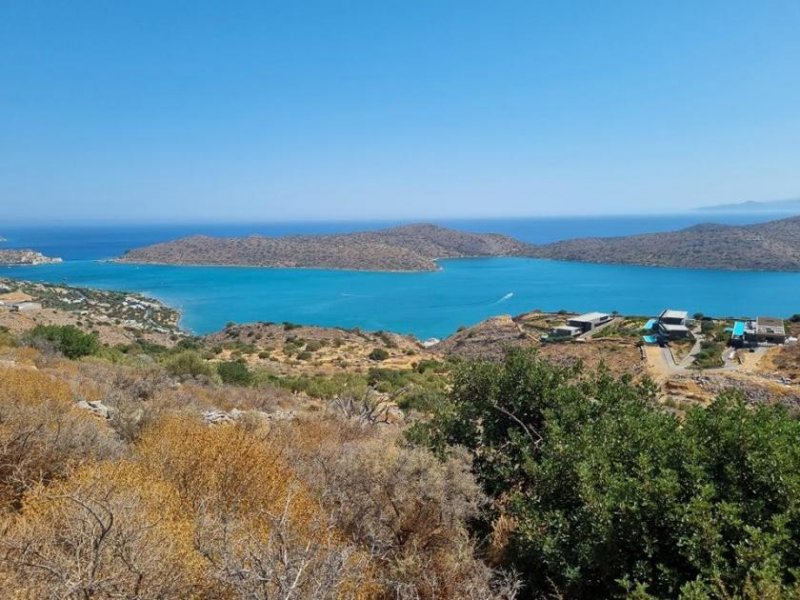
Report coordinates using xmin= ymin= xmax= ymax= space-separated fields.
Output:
xmin=2 ymin=460 xmax=207 ymax=598
xmin=0 ymin=367 xmax=119 ymax=508
xmin=0 ymin=365 xmax=72 ymax=405
xmin=137 ymin=415 xmax=313 ymax=516
xmin=137 ymin=416 xmax=376 ymax=598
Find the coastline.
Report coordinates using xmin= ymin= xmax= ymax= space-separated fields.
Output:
xmin=108 ymin=257 xmax=443 ymax=273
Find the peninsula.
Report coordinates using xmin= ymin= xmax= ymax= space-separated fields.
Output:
xmin=117 ymin=223 xmax=536 ymax=271
xmin=531 ymin=215 xmax=800 ymax=271
xmin=0 ymin=249 xmax=62 ymax=266
xmin=118 ymin=215 xmax=800 ymax=272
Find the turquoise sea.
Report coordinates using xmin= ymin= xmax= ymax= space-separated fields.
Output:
xmin=2 ymin=215 xmax=800 ymax=339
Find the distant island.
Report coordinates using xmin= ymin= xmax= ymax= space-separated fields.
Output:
xmin=117 ymin=223 xmax=536 ymax=271
xmin=0 ymin=249 xmax=62 ymax=266
xmin=531 ymin=215 xmax=800 ymax=271
xmin=118 ymin=216 xmax=800 ymax=272
xmin=698 ymin=198 xmax=800 ymax=213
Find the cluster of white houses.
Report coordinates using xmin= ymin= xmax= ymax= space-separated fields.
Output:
xmin=550 ymin=308 xmax=791 ymax=348
xmin=642 ymin=309 xmax=790 ymax=347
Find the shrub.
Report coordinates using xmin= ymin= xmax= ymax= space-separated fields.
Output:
xmin=25 ymin=324 xmax=100 ymax=359
xmin=368 ymin=348 xmax=389 ymax=362
xmin=305 ymin=340 xmax=323 ymax=352
xmin=217 ymin=360 xmax=253 ymax=386
xmin=412 ymin=349 xmax=800 ymax=598
xmin=1 ymin=461 xmax=207 ymax=598
xmin=0 ymin=367 xmax=120 ymax=508
xmin=0 ymin=326 xmax=16 ymax=348
xmin=163 ymin=350 xmax=216 ymax=379
xmin=135 ymin=418 xmax=371 ymax=597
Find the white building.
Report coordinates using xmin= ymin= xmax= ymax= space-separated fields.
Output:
xmin=656 ymin=309 xmax=691 ymax=340
xmin=567 ymin=312 xmax=613 ymax=333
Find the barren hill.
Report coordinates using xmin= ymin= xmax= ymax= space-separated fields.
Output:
xmin=532 ymin=215 xmax=800 ymax=271
xmin=117 ymin=224 xmax=536 ymax=271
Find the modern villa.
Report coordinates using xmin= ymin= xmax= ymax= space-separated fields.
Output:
xmin=642 ymin=309 xmax=693 ymax=343
xmin=732 ymin=317 xmax=787 ymax=347
xmin=656 ymin=309 xmax=692 ymax=340
xmin=551 ymin=325 xmax=583 ymax=338
xmin=549 ymin=311 xmax=613 ymax=339
xmin=567 ymin=312 xmax=613 ymax=333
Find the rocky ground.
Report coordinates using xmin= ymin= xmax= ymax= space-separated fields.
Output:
xmin=203 ymin=321 xmax=429 ymax=376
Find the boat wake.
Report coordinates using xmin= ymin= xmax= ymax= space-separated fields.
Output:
xmin=494 ymin=292 xmax=514 ymax=304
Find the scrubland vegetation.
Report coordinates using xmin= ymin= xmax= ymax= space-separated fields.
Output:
xmin=1 ymin=323 xmax=800 ymax=598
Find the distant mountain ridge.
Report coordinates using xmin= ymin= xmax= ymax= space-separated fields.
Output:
xmin=698 ymin=198 xmax=800 ymax=212
xmin=117 ymin=223 xmax=536 ymax=271
xmin=530 ymin=215 xmax=800 ymax=271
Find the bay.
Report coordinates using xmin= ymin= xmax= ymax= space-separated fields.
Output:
xmin=2 ymin=214 xmax=799 ymax=339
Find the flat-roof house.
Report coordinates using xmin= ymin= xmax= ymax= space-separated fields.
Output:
xmin=552 ymin=325 xmax=583 ymax=338
xmin=0 ymin=291 xmax=34 ymax=307
xmin=567 ymin=312 xmax=613 ymax=333
xmin=658 ymin=309 xmax=689 ymax=325
xmin=12 ymin=301 xmax=42 ymax=312
xmin=745 ymin=317 xmax=786 ymax=345
xmin=656 ymin=309 xmax=692 ymax=340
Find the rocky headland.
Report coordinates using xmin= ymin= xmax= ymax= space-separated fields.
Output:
xmin=531 ymin=215 xmax=800 ymax=271
xmin=0 ymin=249 xmax=62 ymax=266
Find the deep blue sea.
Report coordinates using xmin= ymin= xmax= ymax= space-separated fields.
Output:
xmin=2 ymin=214 xmax=800 ymax=339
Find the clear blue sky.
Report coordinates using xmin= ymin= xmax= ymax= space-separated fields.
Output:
xmin=2 ymin=1 xmax=799 ymax=223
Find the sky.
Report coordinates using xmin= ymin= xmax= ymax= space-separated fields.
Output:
xmin=1 ymin=1 xmax=799 ymax=223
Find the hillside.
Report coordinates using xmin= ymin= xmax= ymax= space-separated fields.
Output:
xmin=0 ymin=277 xmax=182 ymax=346
xmin=532 ymin=215 xmax=800 ymax=271
xmin=1 ymin=278 xmax=800 ymax=597
xmin=116 ymin=223 xmax=536 ymax=271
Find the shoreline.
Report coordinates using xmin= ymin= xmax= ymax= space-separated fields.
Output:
xmin=111 ymin=254 xmax=800 ymax=275
xmin=109 ymin=258 xmax=443 ymax=274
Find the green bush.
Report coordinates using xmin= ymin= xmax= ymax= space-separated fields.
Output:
xmin=411 ymin=349 xmax=800 ymax=598
xmin=304 ymin=340 xmax=323 ymax=353
xmin=217 ymin=360 xmax=253 ymax=386
xmin=368 ymin=348 xmax=390 ymax=361
xmin=26 ymin=325 xmax=100 ymax=359
xmin=0 ymin=326 xmax=17 ymax=348
xmin=268 ymin=372 xmax=368 ymax=399
xmin=163 ymin=350 xmax=216 ymax=379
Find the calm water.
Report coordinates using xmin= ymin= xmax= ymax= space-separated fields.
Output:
xmin=2 ymin=214 xmax=800 ymax=339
